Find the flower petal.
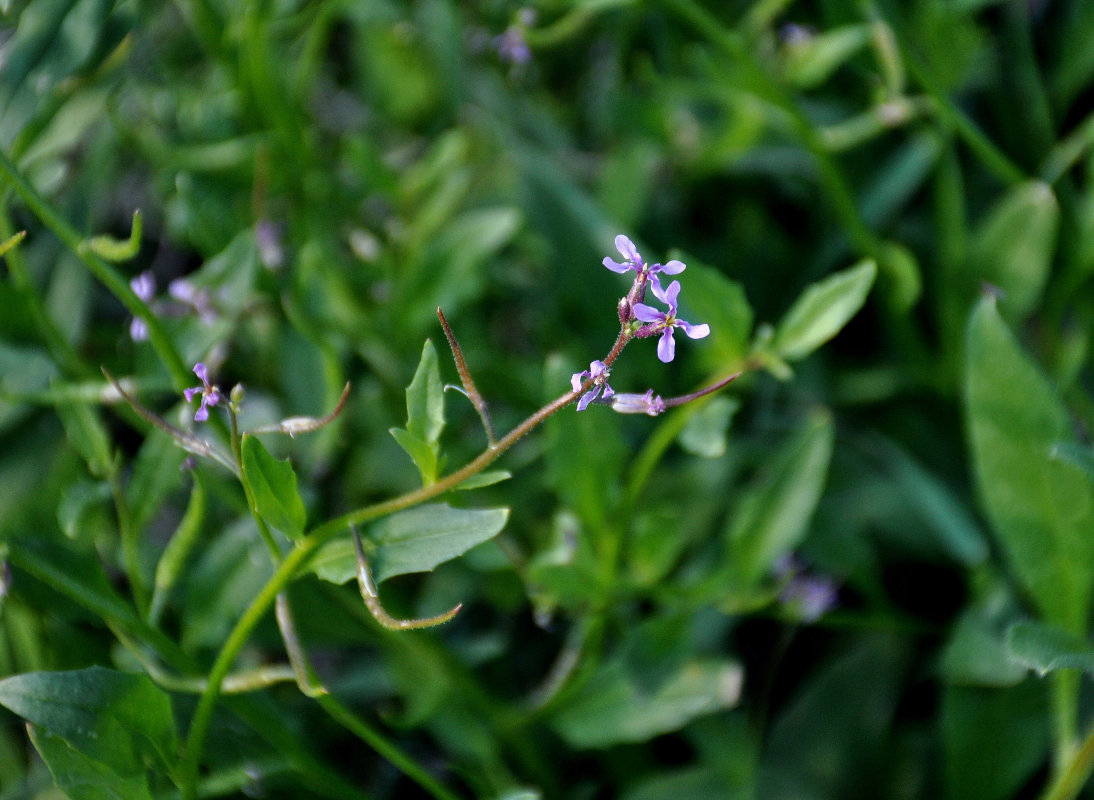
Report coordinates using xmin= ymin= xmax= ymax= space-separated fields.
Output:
xmin=571 ymin=371 xmax=586 ymax=392
xmin=615 ymin=235 xmax=641 ymax=264
xmin=183 ymin=387 xmax=200 ymax=403
xmin=660 ymin=280 xmax=681 ymax=310
xmin=577 ymin=386 xmax=600 ymax=411
xmin=602 ymin=257 xmax=632 ymax=273
xmin=192 ymin=362 xmax=209 ymax=384
xmin=194 ymin=403 xmax=210 ymax=422
xmin=681 ymin=321 xmax=710 ymax=339
xmin=632 ymin=303 xmax=664 ymax=323
xmin=659 ymin=259 xmax=686 ymax=275
xmin=657 ymin=329 xmax=676 ymax=363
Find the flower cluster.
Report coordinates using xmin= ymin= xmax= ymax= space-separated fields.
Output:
xmin=571 ymin=235 xmax=721 ymax=415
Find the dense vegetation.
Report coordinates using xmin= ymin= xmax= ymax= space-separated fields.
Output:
xmin=3 ymin=1 xmax=1094 ymax=799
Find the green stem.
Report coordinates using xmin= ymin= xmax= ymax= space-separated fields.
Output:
xmin=314 ymin=693 xmax=463 ymax=800
xmin=180 ymin=380 xmax=590 ymax=799
xmin=0 ymin=203 xmax=87 ymax=377
xmin=1042 ymin=708 xmax=1094 ymax=800
xmin=0 ymin=147 xmax=191 ymax=391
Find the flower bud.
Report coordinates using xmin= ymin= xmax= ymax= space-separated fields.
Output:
xmin=609 ymin=390 xmax=665 ymax=416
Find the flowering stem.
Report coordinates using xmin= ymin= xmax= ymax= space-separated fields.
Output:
xmin=180 ymin=319 xmax=645 ymax=796
xmin=181 ymin=381 xmax=588 ymax=800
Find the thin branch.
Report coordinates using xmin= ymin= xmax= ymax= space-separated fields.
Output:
xmin=437 ymin=308 xmax=495 ymax=446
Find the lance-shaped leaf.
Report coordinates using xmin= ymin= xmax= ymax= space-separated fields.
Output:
xmin=965 ymin=297 xmax=1094 ymax=633
xmin=241 ymin=434 xmax=306 ymax=539
xmin=771 ymin=260 xmax=876 ymax=361
xmin=390 ymin=340 xmax=446 ymax=484
xmin=727 ymin=409 xmax=835 ymax=587
xmin=309 ymin=503 xmax=509 ymax=585
xmin=0 ymin=667 xmax=178 ymax=782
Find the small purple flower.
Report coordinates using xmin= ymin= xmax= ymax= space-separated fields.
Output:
xmin=255 ymin=219 xmax=285 ymax=270
xmin=632 ymin=280 xmax=710 ymax=363
xmin=571 ymin=360 xmax=614 ymax=411
xmin=183 ymin=362 xmax=222 ymax=422
xmin=494 ymin=26 xmax=531 ymax=65
xmin=780 ymin=574 xmax=839 ymax=622
xmin=602 ymin=235 xmax=685 ymax=295
xmin=129 ymin=271 xmax=156 ymax=342
xmin=610 ymin=390 xmax=666 ymax=416
xmin=168 ymin=279 xmax=217 ymax=325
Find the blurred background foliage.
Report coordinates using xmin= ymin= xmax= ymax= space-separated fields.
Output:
xmin=3 ymin=0 xmax=1094 ymax=798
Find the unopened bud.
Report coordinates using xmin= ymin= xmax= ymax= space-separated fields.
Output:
xmin=610 ymin=390 xmax=666 ymax=416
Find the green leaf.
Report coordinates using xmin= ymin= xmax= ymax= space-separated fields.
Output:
xmin=1006 ymin=621 xmax=1094 ymax=676
xmin=940 ymin=612 xmax=1028 ymax=687
xmin=55 ymin=394 xmax=113 ymax=477
xmin=182 ymin=519 xmax=273 ymax=651
xmin=772 ymin=260 xmax=876 ymax=361
xmin=548 ymin=619 xmax=742 ymax=748
xmin=550 ymin=658 xmax=741 ymax=748
xmin=943 ymin=682 xmax=1050 ymax=800
xmin=0 ymin=666 xmax=177 ymax=780
xmin=544 ymin=355 xmax=623 ymax=531
xmin=675 ymin=260 xmax=754 ymax=368
xmin=1050 ymin=441 xmax=1094 ymax=481
xmin=309 ymin=503 xmax=509 ymax=585
xmin=783 ymin=24 xmax=873 ymax=89
xmin=126 ymin=430 xmax=185 ymax=535
xmin=392 ymin=340 xmax=446 ymax=484
xmin=389 ymin=427 xmax=437 ymax=485
xmin=968 ymin=181 xmax=1058 ymax=318
xmin=241 ymin=434 xmax=306 ymax=539
xmin=728 ymin=410 xmax=835 ymax=586
xmin=965 ymin=297 xmax=1094 ymax=633
xmin=29 ymin=724 xmax=154 ymax=800
xmin=405 ymin=339 xmax=445 ymax=445
xmin=454 ymin=470 xmax=511 ymax=490
xmin=57 ymin=479 xmax=112 ymax=540
xmin=678 ymin=397 xmax=739 ymax=459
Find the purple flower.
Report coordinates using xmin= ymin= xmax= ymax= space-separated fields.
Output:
xmin=168 ymin=279 xmax=217 ymax=325
xmin=129 ymin=271 xmax=155 ymax=342
xmin=632 ymin=280 xmax=710 ymax=363
xmin=610 ymin=390 xmax=666 ymax=416
xmin=571 ymin=360 xmax=614 ymax=411
xmin=780 ymin=574 xmax=839 ymax=622
xmin=183 ymin=362 xmax=222 ymax=422
xmin=602 ymin=235 xmax=686 ymax=295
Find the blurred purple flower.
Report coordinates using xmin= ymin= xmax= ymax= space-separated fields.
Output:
xmin=255 ymin=219 xmax=285 ymax=270
xmin=494 ymin=25 xmax=531 ymax=65
xmin=183 ymin=362 xmax=222 ymax=422
xmin=168 ymin=279 xmax=217 ymax=325
xmin=779 ymin=573 xmax=839 ymax=622
xmin=129 ymin=271 xmax=155 ymax=341
xmin=632 ymin=279 xmax=710 ymax=362
xmin=571 ymin=360 xmax=614 ymax=411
